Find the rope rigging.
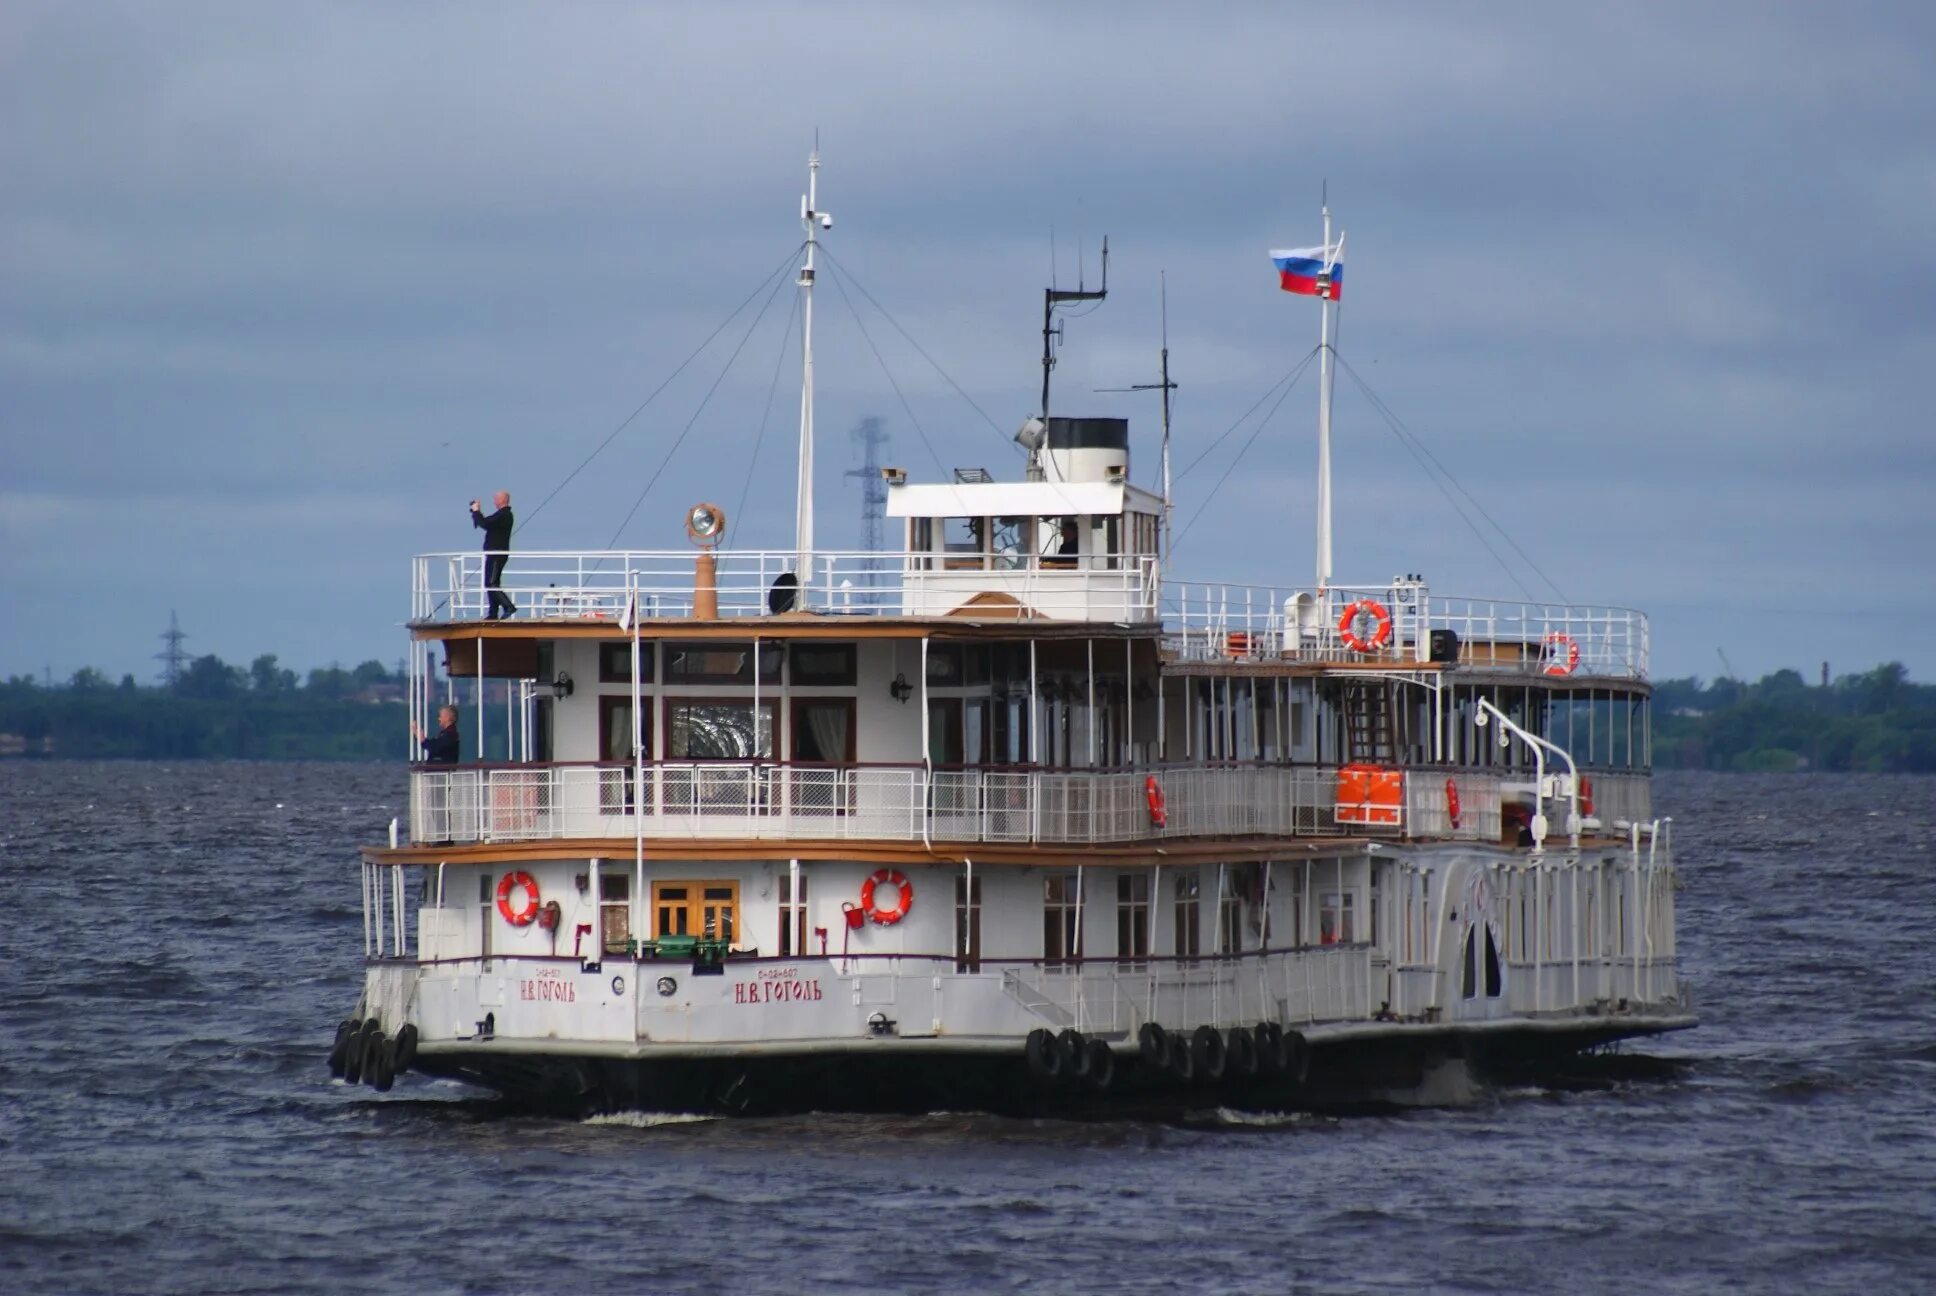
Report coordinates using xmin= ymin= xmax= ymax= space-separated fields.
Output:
xmin=516 ymin=242 xmax=806 ymax=538
xmin=602 ymin=251 xmax=800 ymax=550
xmin=730 ymin=293 xmax=801 ymax=547
xmin=1334 ymin=354 xmax=1568 ymax=604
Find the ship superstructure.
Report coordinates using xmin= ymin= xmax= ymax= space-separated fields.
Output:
xmin=329 ymin=163 xmax=1689 ymax=1114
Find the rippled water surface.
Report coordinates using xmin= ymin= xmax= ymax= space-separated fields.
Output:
xmin=2 ymin=764 xmax=1933 ymax=1294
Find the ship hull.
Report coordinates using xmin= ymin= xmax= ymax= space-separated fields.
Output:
xmin=403 ymin=1015 xmax=1695 ymax=1118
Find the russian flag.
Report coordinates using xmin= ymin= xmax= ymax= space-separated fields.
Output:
xmin=1270 ymin=245 xmax=1343 ymax=300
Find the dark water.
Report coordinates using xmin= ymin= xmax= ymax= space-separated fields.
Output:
xmin=2 ymin=765 xmax=1932 ymax=1295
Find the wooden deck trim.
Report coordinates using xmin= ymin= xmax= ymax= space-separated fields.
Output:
xmin=358 ymin=834 xmax=1369 ymax=868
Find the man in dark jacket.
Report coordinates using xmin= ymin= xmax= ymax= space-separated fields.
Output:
xmin=411 ymin=705 xmax=460 ymax=764
xmin=470 ymin=491 xmax=515 ymax=620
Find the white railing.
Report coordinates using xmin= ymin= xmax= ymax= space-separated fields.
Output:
xmin=405 ymin=760 xmax=1631 ymax=848
xmin=1162 ymin=581 xmax=1649 ymax=678
xmin=413 ymin=549 xmax=1160 ymax=625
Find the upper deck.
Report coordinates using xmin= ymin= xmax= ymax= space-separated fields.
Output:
xmin=409 ymin=550 xmax=1649 ymax=682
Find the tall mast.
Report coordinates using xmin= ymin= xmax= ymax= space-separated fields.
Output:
xmin=1040 ymin=238 xmax=1109 ymax=421
xmin=1159 ymin=275 xmax=1174 ymax=563
xmin=1315 ymin=199 xmax=1335 ymax=589
xmin=795 ymin=150 xmax=826 ymax=577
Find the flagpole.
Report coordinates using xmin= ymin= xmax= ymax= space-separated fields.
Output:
xmin=1315 ymin=201 xmax=1334 ymax=590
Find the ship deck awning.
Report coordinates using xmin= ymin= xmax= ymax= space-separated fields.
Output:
xmin=886 ymin=480 xmax=1164 ymax=518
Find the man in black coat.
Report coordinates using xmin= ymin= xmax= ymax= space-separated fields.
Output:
xmin=411 ymin=705 xmax=460 ymax=764
xmin=470 ymin=490 xmax=515 ymax=620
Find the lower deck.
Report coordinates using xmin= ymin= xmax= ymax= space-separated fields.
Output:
xmin=344 ymin=832 xmax=1687 ymax=1112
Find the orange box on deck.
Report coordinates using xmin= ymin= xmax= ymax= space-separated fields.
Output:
xmin=1336 ymin=763 xmax=1404 ymax=825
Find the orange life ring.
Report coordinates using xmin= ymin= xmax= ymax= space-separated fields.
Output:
xmin=1542 ymin=632 xmax=1581 ymax=676
xmin=1338 ymin=599 xmax=1393 ymax=654
xmin=1579 ymin=775 xmax=1595 ymax=817
xmin=860 ymin=869 xmax=912 ymax=926
xmin=496 ymin=871 xmax=540 ymax=926
xmin=1445 ymin=777 xmax=1462 ymax=829
xmin=1145 ymin=775 xmax=1168 ymax=828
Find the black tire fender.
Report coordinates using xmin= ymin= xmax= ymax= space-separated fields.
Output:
xmin=1083 ymin=1038 xmax=1115 ymax=1091
xmin=1137 ymin=1022 xmax=1169 ymax=1067
xmin=1057 ymin=1028 xmax=1090 ymax=1080
xmin=392 ymin=1023 xmax=418 ymax=1072
xmin=1025 ymin=1028 xmax=1064 ymax=1083
xmin=1192 ymin=1025 xmax=1226 ymax=1082
xmin=1226 ymin=1026 xmax=1258 ymax=1076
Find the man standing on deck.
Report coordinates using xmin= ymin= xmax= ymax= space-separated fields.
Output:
xmin=411 ymin=705 xmax=460 ymax=764
xmin=471 ymin=491 xmax=515 ymax=620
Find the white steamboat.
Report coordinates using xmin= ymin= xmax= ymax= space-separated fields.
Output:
xmin=330 ymin=160 xmax=1691 ymax=1114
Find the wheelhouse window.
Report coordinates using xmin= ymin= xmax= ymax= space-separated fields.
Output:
xmin=1043 ymin=872 xmax=1083 ymax=968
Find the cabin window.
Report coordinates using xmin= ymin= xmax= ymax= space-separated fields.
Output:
xmin=654 ymin=880 xmax=739 ymax=943
xmin=1320 ymin=891 xmax=1355 ymax=945
xmin=598 ymin=697 xmax=652 ymax=814
xmin=663 ymin=642 xmax=780 ymax=686
xmin=1217 ymin=880 xmax=1242 ymax=956
xmin=664 ymin=700 xmax=775 ymax=760
xmin=1043 ymin=872 xmax=1083 ymax=968
xmin=792 ymin=699 xmax=854 ymax=764
xmin=926 ymin=644 xmax=990 ymax=688
xmin=599 ymin=641 xmax=655 ymax=683
xmin=601 ymin=872 xmax=631 ymax=954
xmin=1116 ymin=874 xmax=1150 ymax=968
xmin=790 ymin=643 xmax=856 ymax=687
xmin=955 ymin=875 xmax=982 ymax=973
xmin=1173 ymin=871 xmax=1201 ymax=965
xmin=777 ymin=872 xmax=807 ymax=957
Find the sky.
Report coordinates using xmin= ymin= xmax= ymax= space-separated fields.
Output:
xmin=4 ymin=1 xmax=1934 ymax=686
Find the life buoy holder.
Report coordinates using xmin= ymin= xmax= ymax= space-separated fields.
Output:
xmin=1542 ymin=632 xmax=1581 ymax=676
xmin=1338 ymin=599 xmax=1394 ymax=654
xmin=1579 ymin=775 xmax=1595 ymax=817
xmin=860 ymin=869 xmax=912 ymax=926
xmin=1445 ymin=777 xmax=1462 ymax=829
xmin=1145 ymin=775 xmax=1168 ymax=829
xmin=496 ymin=871 xmax=540 ymax=926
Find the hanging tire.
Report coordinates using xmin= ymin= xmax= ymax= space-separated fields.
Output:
xmin=327 ymin=1019 xmax=355 ymax=1078
xmin=1282 ymin=1030 xmax=1311 ymax=1083
xmin=392 ymin=1023 xmax=418 ymax=1072
xmin=1083 ymin=1038 xmax=1115 ymax=1091
xmin=1138 ymin=1022 xmax=1169 ymax=1067
xmin=372 ymin=1038 xmax=396 ymax=1092
xmin=1253 ymin=1022 xmax=1284 ymax=1076
xmin=359 ymin=1028 xmax=387 ymax=1088
xmin=1025 ymin=1028 xmax=1064 ymax=1084
xmin=341 ymin=1020 xmax=366 ymax=1084
xmin=1167 ymin=1031 xmax=1195 ymax=1082
xmin=1058 ymin=1029 xmax=1090 ymax=1081
xmin=1192 ymin=1025 xmax=1226 ymax=1082
xmin=1226 ymin=1026 xmax=1258 ymax=1077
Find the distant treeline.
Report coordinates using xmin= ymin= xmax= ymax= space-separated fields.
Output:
xmin=1652 ymin=663 xmax=1936 ymax=773
xmin=0 ymin=655 xmax=405 ymax=760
